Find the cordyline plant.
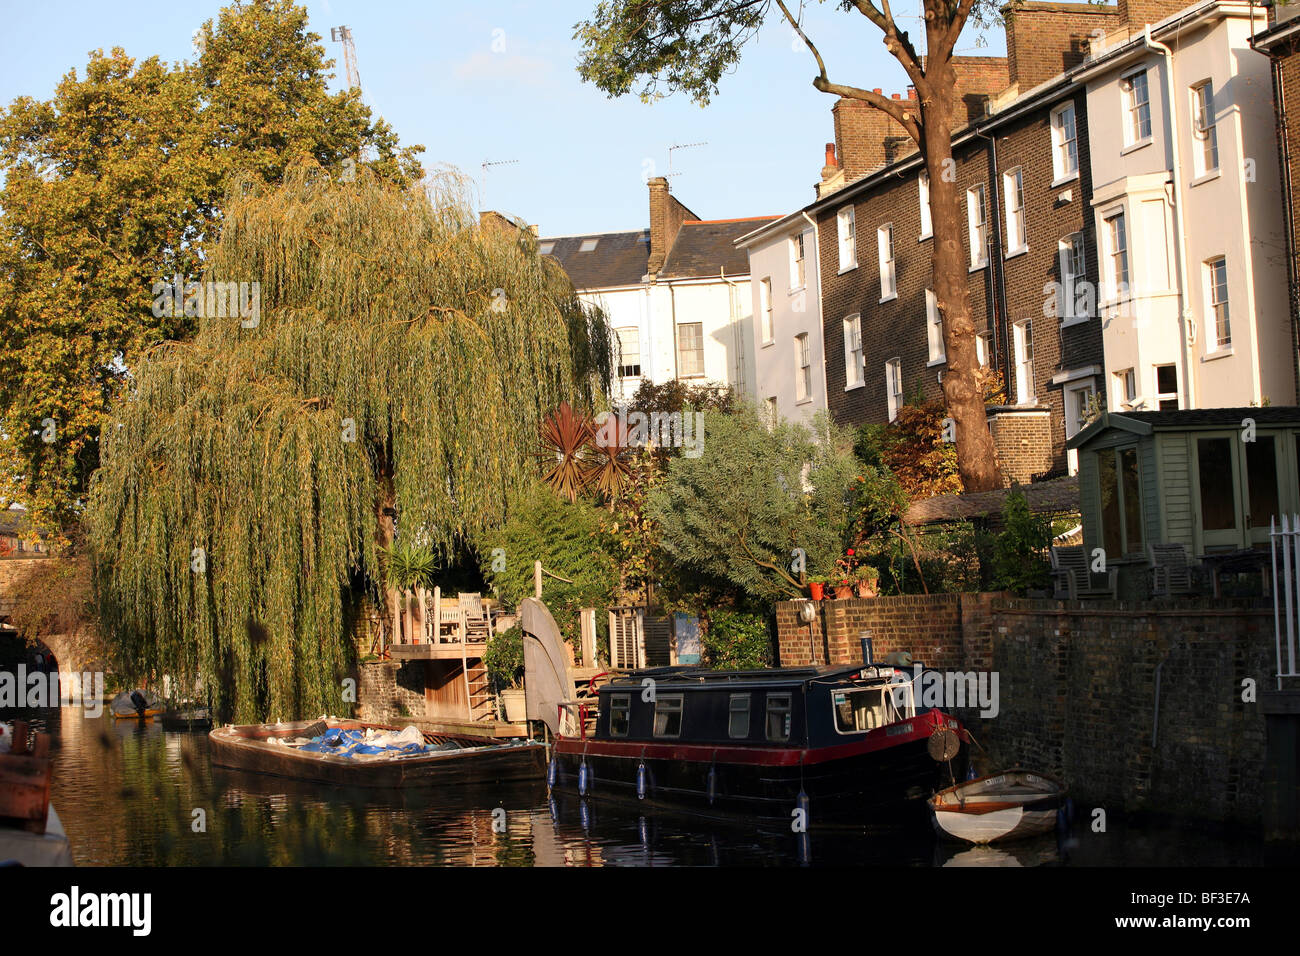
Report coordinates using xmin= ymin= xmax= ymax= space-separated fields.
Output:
xmin=86 ymin=164 xmax=613 ymax=722
xmin=576 ymin=0 xmax=1005 ymax=491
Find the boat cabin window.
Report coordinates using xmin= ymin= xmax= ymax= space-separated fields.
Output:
xmin=609 ymin=693 xmax=631 ymax=737
xmin=765 ymin=693 xmax=792 ymax=742
xmin=653 ymin=694 xmax=684 ymax=738
xmin=832 ymin=688 xmax=893 ymax=734
xmin=728 ymin=694 xmax=750 ymax=738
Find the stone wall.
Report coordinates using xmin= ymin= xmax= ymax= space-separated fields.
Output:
xmin=776 ymin=593 xmax=1275 ymax=826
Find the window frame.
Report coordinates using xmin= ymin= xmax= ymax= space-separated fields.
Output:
xmin=652 ymin=693 xmax=685 ymax=738
xmin=1121 ymin=67 xmax=1153 ymax=148
xmin=1191 ymin=80 xmax=1220 ymax=177
xmin=1003 ymin=167 xmax=1027 ymax=255
xmin=878 ymin=224 xmax=897 ymax=301
xmin=967 ymin=183 xmax=989 ymax=270
xmin=795 ymin=332 xmax=812 ymax=403
xmin=765 ymin=692 xmax=793 ymax=743
xmin=919 ymin=172 xmax=932 ymax=240
xmin=1051 ymin=101 xmax=1079 ymax=183
xmin=1101 ymin=208 xmax=1130 ymax=304
xmin=1154 ymin=364 xmax=1179 ymax=411
xmin=608 ymin=693 xmax=632 ymax=737
xmin=843 ymin=313 xmax=864 ymax=390
xmin=728 ymin=693 xmax=751 ymax=739
xmin=1097 ymin=444 xmax=1145 ymax=559
xmin=677 ymin=321 xmax=705 ymax=378
xmin=759 ymin=277 xmax=774 ymax=346
xmin=837 ymin=207 xmax=857 ymax=273
xmin=789 ymin=233 xmax=806 ymax=291
xmin=885 ymin=357 xmax=903 ymax=422
xmin=1059 ymin=232 xmax=1088 ymax=325
xmin=926 ymin=288 xmax=945 ymax=365
xmin=1205 ymin=255 xmax=1231 ymax=352
xmin=616 ymin=326 xmax=642 ymax=379
xmin=1013 ymin=319 xmax=1035 ymax=404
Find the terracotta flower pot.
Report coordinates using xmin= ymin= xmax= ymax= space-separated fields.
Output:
xmin=808 ymin=582 xmax=825 ymax=601
xmin=855 ymin=581 xmax=878 ymax=599
xmin=833 ymin=584 xmax=854 ymax=600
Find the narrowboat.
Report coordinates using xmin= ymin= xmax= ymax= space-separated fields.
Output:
xmin=549 ymin=661 xmax=968 ymax=827
xmin=209 ymin=718 xmax=546 ymax=788
xmin=929 ymin=769 xmax=1066 ymax=844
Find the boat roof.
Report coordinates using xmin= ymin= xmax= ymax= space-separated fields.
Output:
xmin=603 ymin=664 xmax=881 ymax=692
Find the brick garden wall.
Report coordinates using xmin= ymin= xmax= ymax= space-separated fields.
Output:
xmin=776 ymin=593 xmax=1274 ymax=826
xmin=357 ymin=660 xmax=427 ymax=723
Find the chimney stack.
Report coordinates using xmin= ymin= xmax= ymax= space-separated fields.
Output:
xmin=647 ymin=177 xmax=699 ymax=278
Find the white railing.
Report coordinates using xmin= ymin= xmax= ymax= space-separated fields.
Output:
xmin=1269 ymin=516 xmax=1300 ymax=688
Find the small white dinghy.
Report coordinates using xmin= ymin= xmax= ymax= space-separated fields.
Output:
xmin=930 ymin=769 xmax=1065 ymax=845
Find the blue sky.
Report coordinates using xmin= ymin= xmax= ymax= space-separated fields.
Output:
xmin=0 ymin=0 xmax=1002 ymax=236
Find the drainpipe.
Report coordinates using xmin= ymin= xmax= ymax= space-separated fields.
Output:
xmin=974 ymin=126 xmax=1010 ymax=396
xmin=1144 ymin=25 xmax=1197 ymax=411
xmin=802 ymin=210 xmax=829 ymax=409
xmin=669 ymin=282 xmax=680 ymax=380
xmin=720 ymin=267 xmax=747 ymax=396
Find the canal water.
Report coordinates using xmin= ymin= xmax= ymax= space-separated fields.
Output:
xmin=10 ymin=707 xmax=1281 ymax=867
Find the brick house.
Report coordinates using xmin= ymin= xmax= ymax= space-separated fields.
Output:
xmin=805 ymin=2 xmax=1174 ymax=484
xmin=1253 ymin=1 xmax=1300 ymax=403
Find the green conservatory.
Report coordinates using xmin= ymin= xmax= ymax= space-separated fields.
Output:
xmin=1067 ymin=407 xmax=1300 ymax=564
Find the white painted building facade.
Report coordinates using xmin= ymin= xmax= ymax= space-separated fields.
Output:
xmin=736 ymin=213 xmax=827 ymax=424
xmin=1079 ymin=0 xmax=1295 ymax=415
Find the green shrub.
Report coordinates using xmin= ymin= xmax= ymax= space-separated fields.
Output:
xmin=483 ymin=624 xmax=525 ymax=689
xmin=702 ymin=610 xmax=772 ymax=670
xmin=990 ymin=489 xmax=1052 ymax=594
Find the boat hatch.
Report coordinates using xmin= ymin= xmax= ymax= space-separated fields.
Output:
xmin=831 ymin=683 xmax=916 ymax=734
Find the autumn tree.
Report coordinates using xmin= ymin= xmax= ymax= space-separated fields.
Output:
xmin=0 ymin=0 xmax=423 ymax=532
xmin=576 ymin=0 xmax=1003 ymax=491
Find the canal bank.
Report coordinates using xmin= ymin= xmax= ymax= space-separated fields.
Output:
xmin=775 ymin=594 xmax=1282 ymax=833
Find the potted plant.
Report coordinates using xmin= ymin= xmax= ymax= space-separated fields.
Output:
xmin=483 ymin=625 xmax=527 ymax=722
xmin=832 ymin=549 xmax=859 ymax=599
xmin=853 ymin=565 xmax=880 ymax=599
xmin=807 ymin=575 xmax=828 ymax=601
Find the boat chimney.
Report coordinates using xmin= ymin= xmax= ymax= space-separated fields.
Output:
xmin=860 ymin=632 xmax=874 ymax=665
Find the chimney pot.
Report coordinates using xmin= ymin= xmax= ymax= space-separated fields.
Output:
xmin=873 ymin=88 xmax=882 ymax=95
xmin=892 ymin=93 xmax=901 ymax=100
xmin=824 ymin=143 xmax=838 ymax=168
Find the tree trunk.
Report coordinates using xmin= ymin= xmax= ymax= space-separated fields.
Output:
xmin=921 ymin=79 xmax=1003 ymax=493
xmin=376 ymin=465 xmax=399 ymax=654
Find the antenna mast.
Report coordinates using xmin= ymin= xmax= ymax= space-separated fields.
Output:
xmin=481 ymin=159 xmax=520 ymax=210
xmin=667 ymin=141 xmax=708 ymax=179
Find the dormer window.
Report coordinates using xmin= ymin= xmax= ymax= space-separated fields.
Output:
xmin=579 ymin=239 xmax=599 ymax=252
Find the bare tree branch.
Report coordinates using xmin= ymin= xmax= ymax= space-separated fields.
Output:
xmin=774 ymin=0 xmax=922 ymax=142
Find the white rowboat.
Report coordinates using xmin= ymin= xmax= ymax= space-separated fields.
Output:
xmin=930 ymin=769 xmax=1066 ymax=845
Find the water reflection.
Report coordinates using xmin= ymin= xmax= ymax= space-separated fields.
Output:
xmin=5 ymin=705 xmax=1273 ymax=867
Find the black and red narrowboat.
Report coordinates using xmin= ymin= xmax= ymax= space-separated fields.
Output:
xmin=548 ymin=660 xmax=968 ymax=828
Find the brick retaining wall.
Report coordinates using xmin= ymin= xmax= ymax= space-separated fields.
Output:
xmin=776 ymin=593 xmax=1273 ymax=826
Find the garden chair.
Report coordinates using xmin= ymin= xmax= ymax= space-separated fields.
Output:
xmin=1050 ymin=545 xmax=1118 ymax=599
xmin=1148 ymin=543 xmax=1194 ymax=598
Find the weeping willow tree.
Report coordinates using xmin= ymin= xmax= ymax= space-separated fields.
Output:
xmin=86 ymin=164 xmax=613 ymax=722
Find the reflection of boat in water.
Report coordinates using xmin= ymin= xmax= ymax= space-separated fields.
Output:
xmin=210 ymin=718 xmax=546 ymax=789
xmin=160 ymin=707 xmax=212 ymax=731
xmin=0 ymin=803 xmax=74 ymax=867
xmin=930 ymin=769 xmax=1066 ymax=845
xmin=110 ymin=689 xmax=164 ymax=721
xmin=938 ymin=834 xmax=1062 ymax=867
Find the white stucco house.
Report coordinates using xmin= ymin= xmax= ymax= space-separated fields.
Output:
xmin=1078 ymin=0 xmax=1294 ymax=414
xmin=539 ymin=178 xmax=777 ymax=404
xmin=735 ymin=212 xmax=827 ymax=425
